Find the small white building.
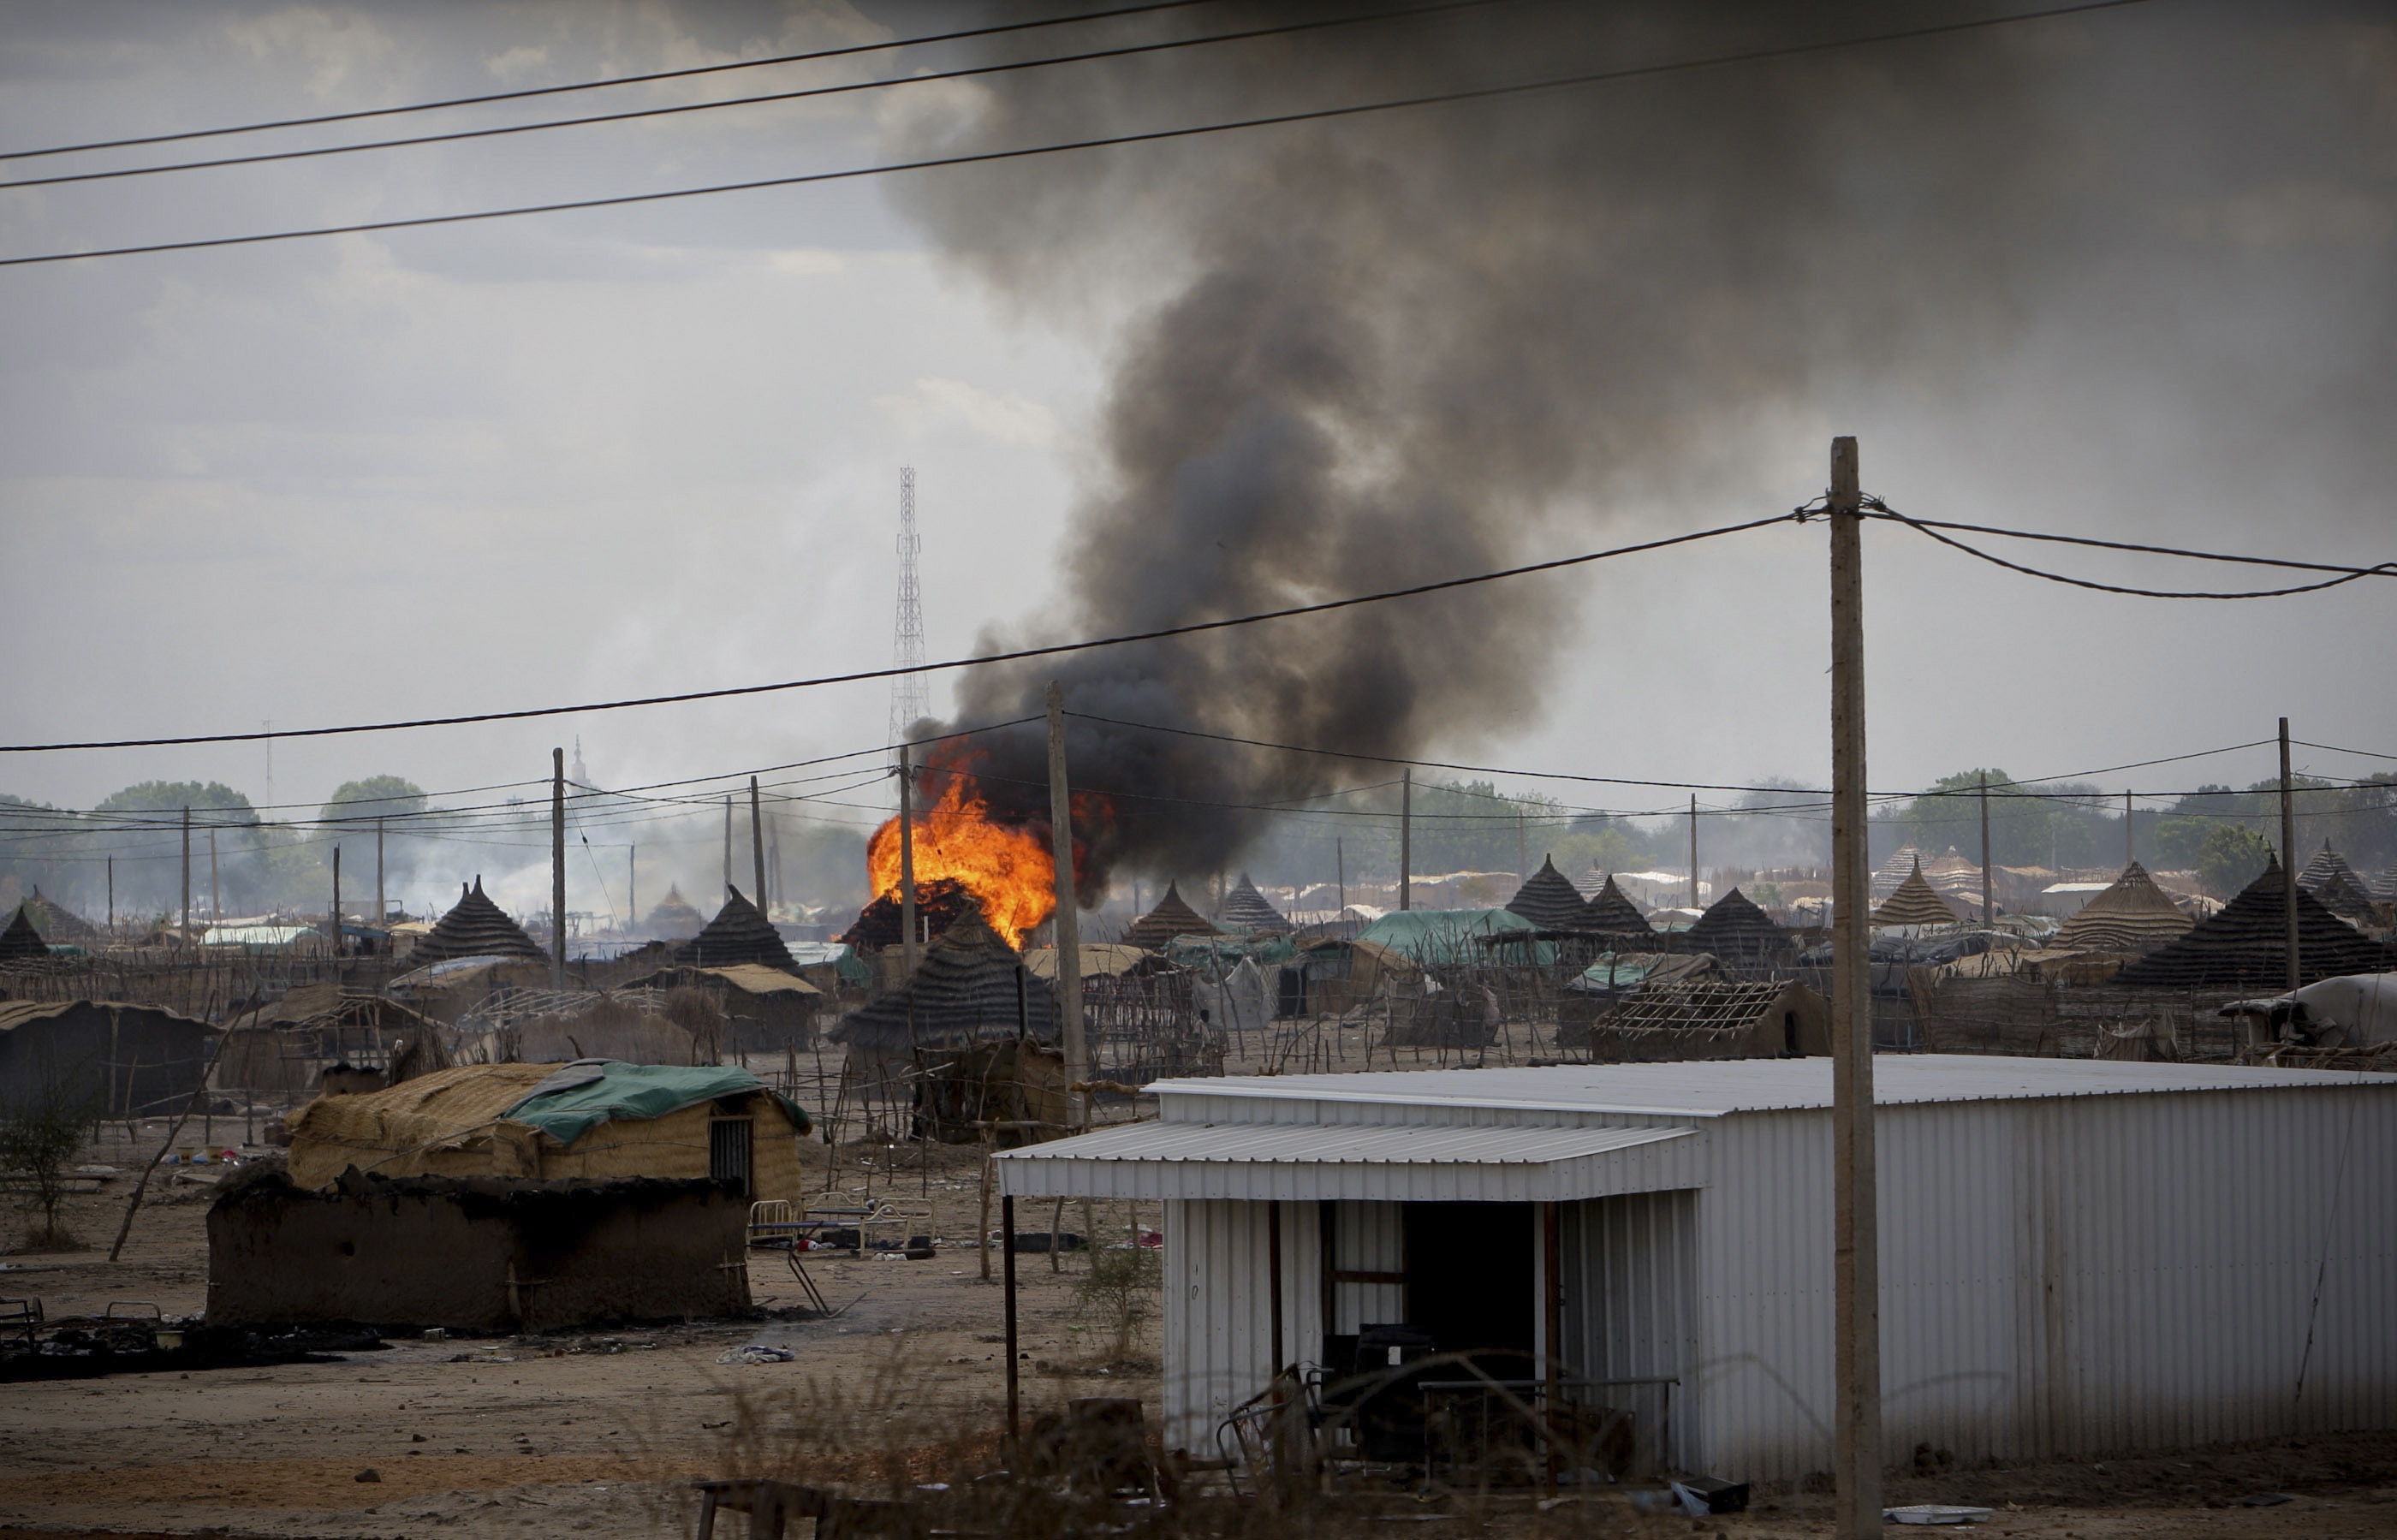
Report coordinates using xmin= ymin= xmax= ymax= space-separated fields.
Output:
xmin=994 ymin=1057 xmax=2395 ymax=1481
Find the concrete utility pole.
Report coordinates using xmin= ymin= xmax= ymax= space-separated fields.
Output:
xmin=750 ymin=776 xmax=768 ymax=910
xmin=1044 ymin=681 xmax=1092 ymax=1127
xmin=898 ymin=743 xmax=921 ymax=976
xmin=1399 ymin=768 xmax=1413 ymax=913
xmin=2280 ymin=718 xmax=2299 ymax=992
xmin=180 ymin=806 xmax=192 ymax=939
xmin=552 ymin=747 xmax=568 ymax=989
xmin=1688 ymin=794 xmax=1699 ymax=911
xmin=1046 ymin=683 xmax=1087 ymax=1130
xmin=1978 ymin=774 xmax=1994 ymax=928
xmin=1826 ymin=436 xmax=1883 ymax=1538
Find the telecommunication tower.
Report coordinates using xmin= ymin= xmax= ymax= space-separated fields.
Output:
xmin=888 ymin=468 xmax=929 ymax=761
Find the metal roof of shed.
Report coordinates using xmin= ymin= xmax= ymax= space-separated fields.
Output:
xmin=1143 ymin=1055 xmax=2388 ymax=1121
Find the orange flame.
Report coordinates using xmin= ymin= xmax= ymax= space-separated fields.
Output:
xmin=866 ymin=769 xmax=1056 ymax=948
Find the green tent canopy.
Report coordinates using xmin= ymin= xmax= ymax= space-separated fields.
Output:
xmin=504 ymin=1060 xmax=811 ymax=1148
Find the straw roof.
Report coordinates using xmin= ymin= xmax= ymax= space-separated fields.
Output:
xmin=15 ymin=889 xmax=97 ymax=942
xmin=1871 ymin=860 xmax=1961 ymax=928
xmin=284 ymin=1061 xmax=557 ymax=1186
xmin=1506 ymin=855 xmax=1591 ymax=931
xmin=1216 ymin=872 xmax=1292 ymax=935
xmin=642 ymin=884 xmax=705 ymax=942
xmin=830 ymin=906 xmax=1057 ymax=1055
xmin=2113 ymin=857 xmax=2388 ymax=990
xmin=1871 ymin=846 xmax=1930 ymax=900
xmin=1685 ymin=887 xmax=1789 ymax=960
xmin=2297 ymin=841 xmax=2364 ymax=897
xmin=677 ymin=886 xmax=796 ymax=971
xmin=0 ymin=904 xmax=47 ymax=961
xmin=1124 ymin=882 xmax=1221 ymax=951
xmin=2053 ymin=861 xmax=2195 ymax=954
xmin=2313 ymin=868 xmax=2379 ymax=927
xmin=410 ymin=877 xmax=546 ymax=965
xmin=1581 ymin=876 xmax=1655 ymax=937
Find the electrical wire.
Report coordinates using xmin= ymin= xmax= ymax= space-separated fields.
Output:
xmin=0 ymin=515 xmax=1790 ymax=752
xmin=0 ymin=0 xmax=2154 ymax=269
xmin=1864 ymin=504 xmax=2397 ymax=599
xmin=0 ymin=1 xmax=1512 ymax=193
xmin=0 ymin=0 xmax=1244 ymax=162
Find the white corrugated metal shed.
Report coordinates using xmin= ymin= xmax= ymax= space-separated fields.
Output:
xmin=999 ymin=1057 xmax=2397 ymax=1481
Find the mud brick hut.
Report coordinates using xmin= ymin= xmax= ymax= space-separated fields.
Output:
xmin=2052 ymin=861 xmax=2195 ymax=954
xmin=1869 ymin=859 xmax=1961 ymax=929
xmin=0 ymin=1000 xmax=219 ymax=1116
xmin=1123 ymin=882 xmax=1222 ymax=952
xmin=2114 ymin=858 xmax=2388 ymax=990
xmin=677 ymin=887 xmax=797 ymax=971
xmin=1561 ymin=976 xmax=1829 ymax=1060
xmin=283 ymin=1059 xmax=810 ymax=1203
xmin=407 ymin=877 xmax=547 ymax=966
xmin=997 ymin=1057 xmax=2397 ymax=1483
xmin=1505 ymin=856 xmax=1592 ymax=931
xmin=207 ymin=1164 xmax=750 ymax=1331
xmin=620 ymin=961 xmax=823 ymax=1053
xmin=1216 ymin=873 xmax=1292 ymax=936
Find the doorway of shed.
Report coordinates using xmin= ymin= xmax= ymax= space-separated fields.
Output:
xmin=1403 ymin=1203 xmax=1535 ymax=1362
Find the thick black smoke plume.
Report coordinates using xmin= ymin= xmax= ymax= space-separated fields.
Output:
xmin=883 ymin=2 xmax=2392 ymax=898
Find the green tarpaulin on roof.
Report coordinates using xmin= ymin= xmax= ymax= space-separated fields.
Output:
xmin=504 ymin=1061 xmax=811 ymax=1147
xmin=1164 ymin=933 xmax=1296 ymax=971
xmin=1354 ymin=907 xmax=1551 ymax=965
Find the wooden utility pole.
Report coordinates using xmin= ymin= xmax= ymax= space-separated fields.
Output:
xmin=628 ymin=845 xmax=638 ymax=933
xmin=750 ymin=776 xmax=768 ymax=909
xmin=722 ymin=796 xmax=733 ymax=895
xmin=2123 ymin=788 xmax=2133 ymax=869
xmin=1826 ymin=436 xmax=1883 ymax=1538
xmin=375 ymin=817 xmax=385 ymax=929
xmin=1046 ymin=683 xmax=1086 ymax=1130
xmin=898 ymin=743 xmax=921 ymax=975
xmin=1399 ymin=769 xmax=1413 ymax=913
xmin=1688 ymin=794 xmax=1699 ymax=910
xmin=1336 ymin=838 xmax=1346 ymax=921
xmin=106 ymin=855 xmax=114 ymax=937
xmin=1978 ymin=774 xmax=1994 ymax=928
xmin=552 ymin=747 xmax=568 ymax=989
xmin=331 ymin=845 xmax=342 ymax=979
xmin=2280 ymin=718 xmax=2299 ymax=992
xmin=180 ymin=806 xmax=191 ymax=939
xmin=208 ymin=829 xmax=219 ymax=925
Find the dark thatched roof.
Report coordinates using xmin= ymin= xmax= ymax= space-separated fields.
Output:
xmin=2297 ymin=841 xmax=2364 ymax=897
xmin=1685 ymin=887 xmax=1789 ymax=960
xmin=0 ymin=904 xmax=48 ymax=961
xmin=1871 ymin=860 xmax=1960 ymax=928
xmin=15 ymin=889 xmax=97 ymax=942
xmin=678 ymin=886 xmax=797 ymax=971
xmin=2053 ymin=861 xmax=2194 ymax=954
xmin=2313 ymin=868 xmax=2379 ymax=927
xmin=830 ymin=906 xmax=1056 ymax=1055
xmin=841 ymin=877 xmax=980 ymax=950
xmin=2113 ymin=858 xmax=2388 ymax=990
xmin=1582 ymin=876 xmax=1654 ymax=937
xmin=1216 ymin=872 xmax=1291 ymax=935
xmin=1506 ymin=856 xmax=1591 ymax=931
xmin=642 ymin=883 xmax=705 ymax=942
xmin=410 ymin=877 xmax=546 ymax=965
xmin=1124 ymin=882 xmax=1221 ymax=951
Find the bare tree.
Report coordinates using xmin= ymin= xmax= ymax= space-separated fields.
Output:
xmin=0 ymin=1059 xmax=102 ymax=1251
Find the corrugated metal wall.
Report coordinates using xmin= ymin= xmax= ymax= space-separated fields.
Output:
xmin=1161 ymin=1198 xmax=1322 ymax=1455
xmin=1693 ymin=1086 xmax=2397 ymax=1481
xmin=1561 ymin=1190 xmax=1701 ymax=1469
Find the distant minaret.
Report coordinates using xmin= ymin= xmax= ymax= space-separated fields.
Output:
xmin=888 ymin=468 xmax=929 ymax=763
xmin=571 ymin=735 xmax=588 ymax=788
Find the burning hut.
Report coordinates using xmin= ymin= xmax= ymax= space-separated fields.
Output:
xmin=409 ymin=878 xmax=546 ymax=966
xmin=678 ymin=887 xmax=797 ymax=971
xmin=1123 ymin=882 xmax=1222 ymax=951
xmin=1216 ymin=872 xmax=1292 ymax=936
xmin=2113 ymin=858 xmax=2388 ymax=990
xmin=1684 ymin=888 xmax=1790 ymax=967
xmin=1506 ymin=855 xmax=1591 ymax=931
xmin=1871 ymin=859 xmax=1961 ymax=929
xmin=1581 ymin=875 xmax=1655 ymax=939
xmin=830 ymin=907 xmax=1058 ymax=1061
xmin=842 ymin=876 xmax=980 ymax=952
xmin=2053 ymin=862 xmax=2196 ymax=954
xmin=0 ymin=904 xmax=47 ymax=962
xmin=641 ymin=884 xmax=706 ymax=942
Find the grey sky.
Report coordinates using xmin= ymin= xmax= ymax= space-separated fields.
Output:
xmin=1 ymin=1 xmax=2392 ymax=916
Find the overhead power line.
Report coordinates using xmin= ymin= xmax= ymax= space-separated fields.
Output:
xmin=0 ymin=0 xmax=2153 ymax=269
xmin=0 ymin=514 xmax=1792 ymax=752
xmin=0 ymin=0 xmax=1240 ymax=162
xmin=0 ymin=1 xmax=1509 ymax=193
xmin=1865 ymin=505 xmax=2397 ymax=599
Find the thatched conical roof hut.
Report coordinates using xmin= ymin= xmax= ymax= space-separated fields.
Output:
xmin=15 ymin=889 xmax=97 ymax=943
xmin=1506 ymin=855 xmax=1591 ymax=930
xmin=1871 ymin=846 xmax=1930 ymax=901
xmin=2314 ymin=867 xmax=2379 ymax=927
xmin=0 ymin=904 xmax=48 ymax=961
xmin=679 ymin=886 xmax=797 ymax=971
xmin=1124 ymin=882 xmax=1222 ymax=951
xmin=2114 ymin=858 xmax=2387 ymax=990
xmin=1216 ymin=873 xmax=1291 ymax=935
xmin=1686 ymin=887 xmax=1789 ymax=962
xmin=2054 ymin=861 xmax=2195 ymax=954
xmin=642 ymin=884 xmax=705 ymax=942
xmin=2297 ymin=841 xmax=2364 ymax=899
xmin=410 ymin=877 xmax=546 ymax=965
xmin=1871 ymin=859 xmax=1960 ymax=928
xmin=830 ymin=906 xmax=1056 ymax=1055
xmin=1581 ymin=875 xmax=1654 ymax=937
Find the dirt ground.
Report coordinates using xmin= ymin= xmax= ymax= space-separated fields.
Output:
xmin=3 ymin=1134 xmax=2395 ymax=1539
